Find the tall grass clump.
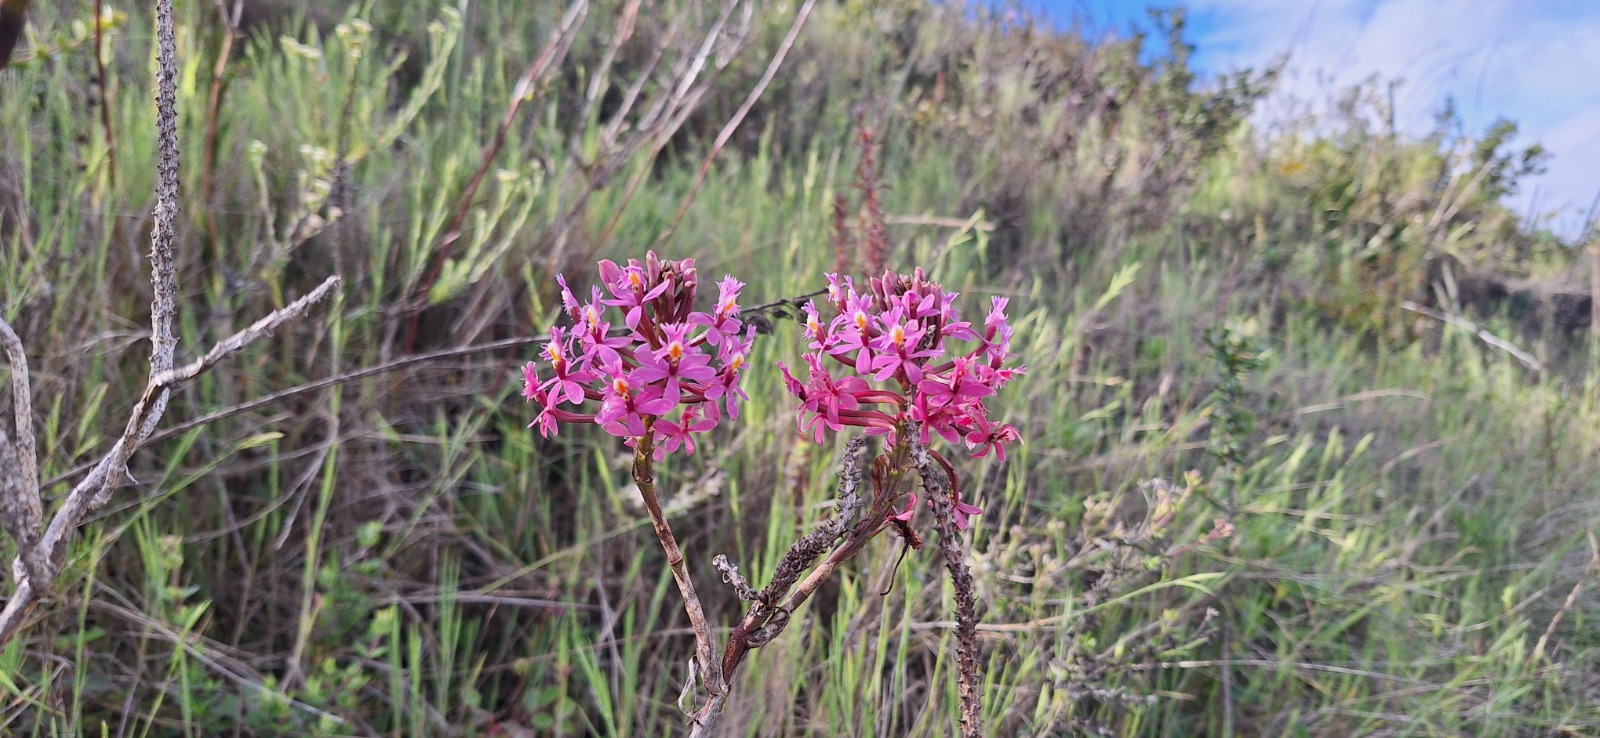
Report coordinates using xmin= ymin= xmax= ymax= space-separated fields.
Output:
xmin=1 ymin=1 xmax=1598 ymax=736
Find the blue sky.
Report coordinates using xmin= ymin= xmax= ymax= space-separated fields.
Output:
xmin=1021 ymin=0 xmax=1600 ymax=236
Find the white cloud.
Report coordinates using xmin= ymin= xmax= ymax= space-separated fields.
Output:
xmin=1187 ymin=0 xmax=1600 ymax=235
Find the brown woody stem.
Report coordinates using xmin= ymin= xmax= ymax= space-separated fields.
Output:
xmin=631 ymin=429 xmax=723 ymax=702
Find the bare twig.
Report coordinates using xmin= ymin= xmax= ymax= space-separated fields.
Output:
xmin=0 ymin=275 xmax=339 ymax=643
xmin=143 ymin=0 xmax=182 ymax=448
xmin=712 ymin=554 xmax=761 ymax=602
xmin=910 ymin=436 xmax=982 ymax=738
xmin=1399 ymin=300 xmax=1543 ymax=372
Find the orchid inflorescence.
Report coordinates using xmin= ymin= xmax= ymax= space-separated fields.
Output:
xmin=776 ymin=268 xmax=1023 ymax=529
xmin=522 ymin=251 xmax=752 ymax=461
xmin=520 ymin=255 xmax=1016 ymax=737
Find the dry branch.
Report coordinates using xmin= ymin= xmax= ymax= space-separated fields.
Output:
xmin=1400 ymin=300 xmax=1544 ymax=372
xmin=0 ymin=0 xmax=341 ymax=647
xmin=0 ymin=318 xmax=45 ymax=585
xmin=658 ymin=0 xmax=818 ymax=245
xmin=0 ymin=275 xmax=340 ymax=644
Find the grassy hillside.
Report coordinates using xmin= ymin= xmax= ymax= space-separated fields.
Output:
xmin=2 ymin=1 xmax=1597 ymax=736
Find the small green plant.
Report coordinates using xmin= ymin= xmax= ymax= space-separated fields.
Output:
xmin=1202 ymin=325 xmax=1263 ymax=515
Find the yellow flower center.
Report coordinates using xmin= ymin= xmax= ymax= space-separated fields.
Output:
xmin=890 ymin=325 xmax=906 ymax=347
xmin=612 ymin=378 xmax=630 ymax=396
xmin=628 ymin=271 xmax=643 ymax=288
xmin=853 ymin=311 xmax=869 ymax=331
xmin=667 ymin=342 xmax=684 ymax=362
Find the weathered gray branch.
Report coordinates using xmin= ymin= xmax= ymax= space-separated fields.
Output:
xmin=0 ymin=318 xmax=45 ymax=585
xmin=0 ymin=0 xmax=340 ymax=647
xmin=0 ymin=275 xmax=339 ymax=644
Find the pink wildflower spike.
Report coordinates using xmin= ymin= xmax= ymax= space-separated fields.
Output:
xmin=776 ymin=267 xmax=1021 ymax=549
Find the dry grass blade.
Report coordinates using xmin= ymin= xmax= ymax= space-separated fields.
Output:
xmin=658 ymin=0 xmax=819 ymax=245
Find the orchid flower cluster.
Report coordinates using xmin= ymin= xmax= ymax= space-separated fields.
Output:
xmin=522 ymin=252 xmax=752 ymax=460
xmin=777 ymin=268 xmax=1023 ymax=528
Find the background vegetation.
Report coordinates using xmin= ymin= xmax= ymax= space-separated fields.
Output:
xmin=2 ymin=1 xmax=1598 ymax=735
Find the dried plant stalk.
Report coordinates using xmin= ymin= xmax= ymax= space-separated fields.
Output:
xmin=911 ymin=437 xmax=983 ymax=737
xmin=692 ymin=436 xmax=870 ymax=734
xmin=0 ymin=319 xmax=46 ymax=585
